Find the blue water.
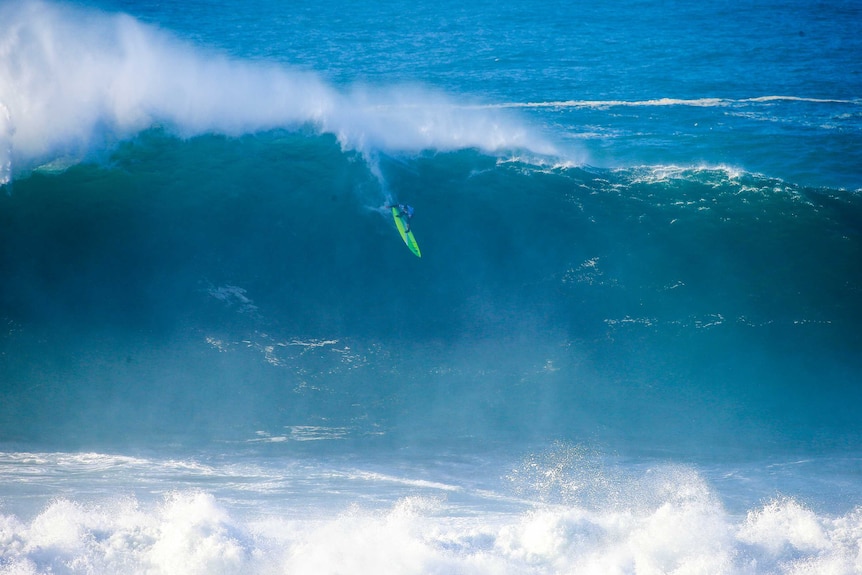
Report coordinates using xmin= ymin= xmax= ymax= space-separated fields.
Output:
xmin=2 ymin=1 xmax=862 ymax=573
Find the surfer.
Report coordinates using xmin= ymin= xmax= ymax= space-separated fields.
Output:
xmin=390 ymin=203 xmax=414 ymax=233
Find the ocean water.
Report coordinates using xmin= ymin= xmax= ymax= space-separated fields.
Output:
xmin=2 ymin=0 xmax=862 ymax=573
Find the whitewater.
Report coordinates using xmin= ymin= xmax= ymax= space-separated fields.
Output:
xmin=2 ymin=0 xmax=862 ymax=573
xmin=0 ymin=0 xmax=557 ymax=185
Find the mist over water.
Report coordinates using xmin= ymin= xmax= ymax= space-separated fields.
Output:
xmin=2 ymin=1 xmax=861 ymax=573
xmin=0 ymin=0 xmax=556 ymax=185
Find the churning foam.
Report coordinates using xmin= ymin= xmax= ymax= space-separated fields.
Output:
xmin=1 ymin=450 xmax=861 ymax=575
xmin=0 ymin=0 xmax=554 ymax=182
xmin=2 ymin=485 xmax=861 ymax=575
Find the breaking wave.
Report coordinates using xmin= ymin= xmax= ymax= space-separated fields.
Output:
xmin=0 ymin=0 xmax=555 ymax=184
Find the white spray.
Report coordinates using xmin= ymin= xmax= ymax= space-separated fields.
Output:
xmin=0 ymin=0 xmax=555 ymax=182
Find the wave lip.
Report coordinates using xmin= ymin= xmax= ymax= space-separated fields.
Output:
xmin=0 ymin=0 xmax=335 ymax=170
xmin=0 ymin=0 xmax=555 ymax=182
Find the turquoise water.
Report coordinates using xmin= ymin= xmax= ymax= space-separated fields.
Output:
xmin=1 ymin=1 xmax=861 ymax=573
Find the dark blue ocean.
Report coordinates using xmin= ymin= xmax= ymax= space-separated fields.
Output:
xmin=2 ymin=0 xmax=862 ymax=573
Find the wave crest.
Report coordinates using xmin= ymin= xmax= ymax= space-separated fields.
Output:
xmin=0 ymin=0 xmax=554 ymax=182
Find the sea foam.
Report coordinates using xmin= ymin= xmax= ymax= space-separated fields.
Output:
xmin=2 ymin=484 xmax=861 ymax=575
xmin=2 ymin=450 xmax=861 ymax=575
xmin=0 ymin=0 xmax=554 ymax=184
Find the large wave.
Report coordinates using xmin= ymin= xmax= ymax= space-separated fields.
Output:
xmin=0 ymin=0 xmax=555 ymax=184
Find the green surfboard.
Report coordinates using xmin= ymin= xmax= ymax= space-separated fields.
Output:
xmin=392 ymin=206 xmax=421 ymax=258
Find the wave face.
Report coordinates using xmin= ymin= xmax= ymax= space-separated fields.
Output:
xmin=1 ymin=129 xmax=860 ymax=454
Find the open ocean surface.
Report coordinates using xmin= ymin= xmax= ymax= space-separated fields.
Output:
xmin=2 ymin=0 xmax=862 ymax=573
